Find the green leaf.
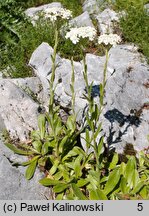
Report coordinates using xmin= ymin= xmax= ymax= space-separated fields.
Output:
xmin=38 ymin=114 xmax=46 ymax=140
xmin=139 ymin=186 xmax=148 ymax=199
xmin=132 ymin=169 xmax=140 ymax=188
xmin=32 ymin=140 xmax=42 ymax=153
xmin=31 ymin=130 xmax=41 ymax=141
xmin=22 ymin=155 xmax=40 ymax=166
xmin=94 ymin=123 xmax=102 ymax=139
xmin=39 ymin=178 xmax=60 ymax=186
xmin=5 ymin=143 xmax=33 ymax=155
xmin=120 ymin=176 xmax=129 ymax=194
xmin=71 ymin=183 xmax=88 ymax=200
xmin=87 ymin=174 xmax=98 ymax=190
xmin=55 ymin=193 xmax=64 ymax=200
xmin=125 ymin=156 xmax=136 ymax=188
xmin=53 ymin=183 xmax=69 ymax=193
xmin=72 ymin=146 xmax=86 ymax=156
xmin=53 ymin=171 xmax=63 ymax=180
xmin=100 ymin=176 xmax=108 ymax=184
xmin=54 ymin=116 xmax=62 ymax=136
xmin=104 ymin=168 xmax=121 ymax=195
xmin=62 ymin=146 xmax=85 ymax=162
xmin=59 ymin=136 xmax=68 ymax=153
xmin=49 ymin=159 xmax=59 ymax=175
xmin=89 ymin=188 xmax=107 ymax=200
xmin=120 ymin=162 xmax=126 ymax=175
xmin=38 ymin=156 xmax=48 ymax=167
xmin=109 ymin=153 xmax=119 ymax=170
xmin=25 ymin=159 xmax=38 ymax=180
xmin=100 ymin=84 xmax=104 ymax=105
xmin=86 ymin=114 xmax=94 ymax=131
xmin=66 ymin=116 xmax=76 ymax=132
xmin=85 ymin=128 xmax=90 ymax=149
xmin=58 ymin=164 xmax=70 ymax=181
xmin=92 ymin=104 xmax=99 ymax=121
xmin=77 ymin=179 xmax=89 ymax=187
xmin=131 ymin=181 xmax=145 ymax=194
xmin=41 ymin=141 xmax=51 ymax=155
xmin=74 ymin=155 xmax=83 ymax=178
xmin=97 ymin=136 xmax=104 ymax=157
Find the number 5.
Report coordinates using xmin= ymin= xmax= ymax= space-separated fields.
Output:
xmin=137 ymin=203 xmax=143 ymax=211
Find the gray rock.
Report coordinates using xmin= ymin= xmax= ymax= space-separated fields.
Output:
xmin=82 ymin=0 xmax=102 ymax=15
xmin=29 ymin=42 xmax=62 ymax=107
xmin=144 ymin=3 xmax=149 ymax=14
xmin=80 ymin=44 xmax=149 ymax=153
xmin=25 ymin=2 xmax=62 ymax=24
xmin=0 ymin=138 xmax=50 ymax=200
xmin=0 ymin=71 xmax=3 ymax=79
xmin=9 ymin=77 xmax=43 ymax=103
xmin=70 ymin=11 xmax=94 ymax=27
xmin=29 ymin=42 xmax=85 ymax=111
xmin=96 ymin=8 xmax=121 ymax=33
xmin=0 ymin=79 xmax=39 ymax=141
xmin=0 ymin=115 xmax=5 ymax=132
xmin=99 ymin=45 xmax=149 ymax=152
xmin=29 ymin=42 xmax=149 ymax=153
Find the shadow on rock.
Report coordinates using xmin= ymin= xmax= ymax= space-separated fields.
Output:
xmin=104 ymin=108 xmax=142 ymax=146
xmin=85 ymin=84 xmax=100 ymax=98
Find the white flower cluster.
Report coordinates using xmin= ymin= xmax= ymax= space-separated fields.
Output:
xmin=98 ymin=34 xmax=121 ymax=46
xmin=43 ymin=7 xmax=72 ymax=22
xmin=65 ymin=26 xmax=97 ymax=44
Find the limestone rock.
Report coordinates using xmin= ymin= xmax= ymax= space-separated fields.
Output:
xmin=0 ymin=138 xmax=50 ymax=200
xmin=0 ymin=79 xmax=39 ymax=141
xmin=82 ymin=0 xmax=101 ymax=15
xmin=0 ymin=71 xmax=3 ymax=79
xmin=87 ymin=45 xmax=149 ymax=153
xmin=29 ymin=42 xmax=62 ymax=107
xmin=0 ymin=115 xmax=5 ymax=132
xmin=25 ymin=2 xmax=62 ymax=24
xmin=144 ymin=3 xmax=149 ymax=14
xmin=80 ymin=44 xmax=149 ymax=153
xmin=29 ymin=42 xmax=85 ymax=112
xmin=70 ymin=11 xmax=94 ymax=27
xmin=10 ymin=77 xmax=43 ymax=103
xmin=29 ymin=42 xmax=149 ymax=153
xmin=96 ymin=8 xmax=121 ymax=34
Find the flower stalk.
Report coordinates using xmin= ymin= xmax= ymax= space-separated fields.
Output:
xmin=49 ymin=28 xmax=59 ymax=113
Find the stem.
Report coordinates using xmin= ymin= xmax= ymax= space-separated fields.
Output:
xmin=70 ymin=57 xmax=75 ymax=116
xmin=103 ymin=49 xmax=109 ymax=90
xmin=48 ymin=27 xmax=59 ymax=158
xmin=100 ymin=48 xmax=109 ymax=109
xmin=94 ymin=48 xmax=109 ymax=175
xmin=49 ymin=28 xmax=59 ymax=113
xmin=83 ymin=55 xmax=89 ymax=93
xmin=82 ymin=55 xmax=93 ymax=113
xmin=93 ymin=49 xmax=109 ymax=176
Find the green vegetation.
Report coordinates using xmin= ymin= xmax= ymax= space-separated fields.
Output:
xmin=5 ymin=18 xmax=149 ymax=199
xmin=113 ymin=0 xmax=149 ymax=62
xmin=1 ymin=0 xmax=149 ymax=200
xmin=0 ymin=0 xmax=83 ymax=78
xmin=1 ymin=0 xmax=149 ymax=77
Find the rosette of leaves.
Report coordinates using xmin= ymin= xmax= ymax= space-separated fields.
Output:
xmin=5 ymin=106 xmax=80 ymax=181
xmin=39 ymin=148 xmax=149 ymax=200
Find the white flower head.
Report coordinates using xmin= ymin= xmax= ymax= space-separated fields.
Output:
xmin=98 ymin=34 xmax=121 ymax=47
xmin=43 ymin=7 xmax=72 ymax=22
xmin=65 ymin=26 xmax=97 ymax=44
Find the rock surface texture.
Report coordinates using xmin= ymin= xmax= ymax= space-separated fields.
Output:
xmin=29 ymin=43 xmax=149 ymax=153
xmin=0 ymin=1 xmax=149 ymax=199
xmin=0 ymin=79 xmax=40 ymax=141
xmin=0 ymin=137 xmax=50 ymax=199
